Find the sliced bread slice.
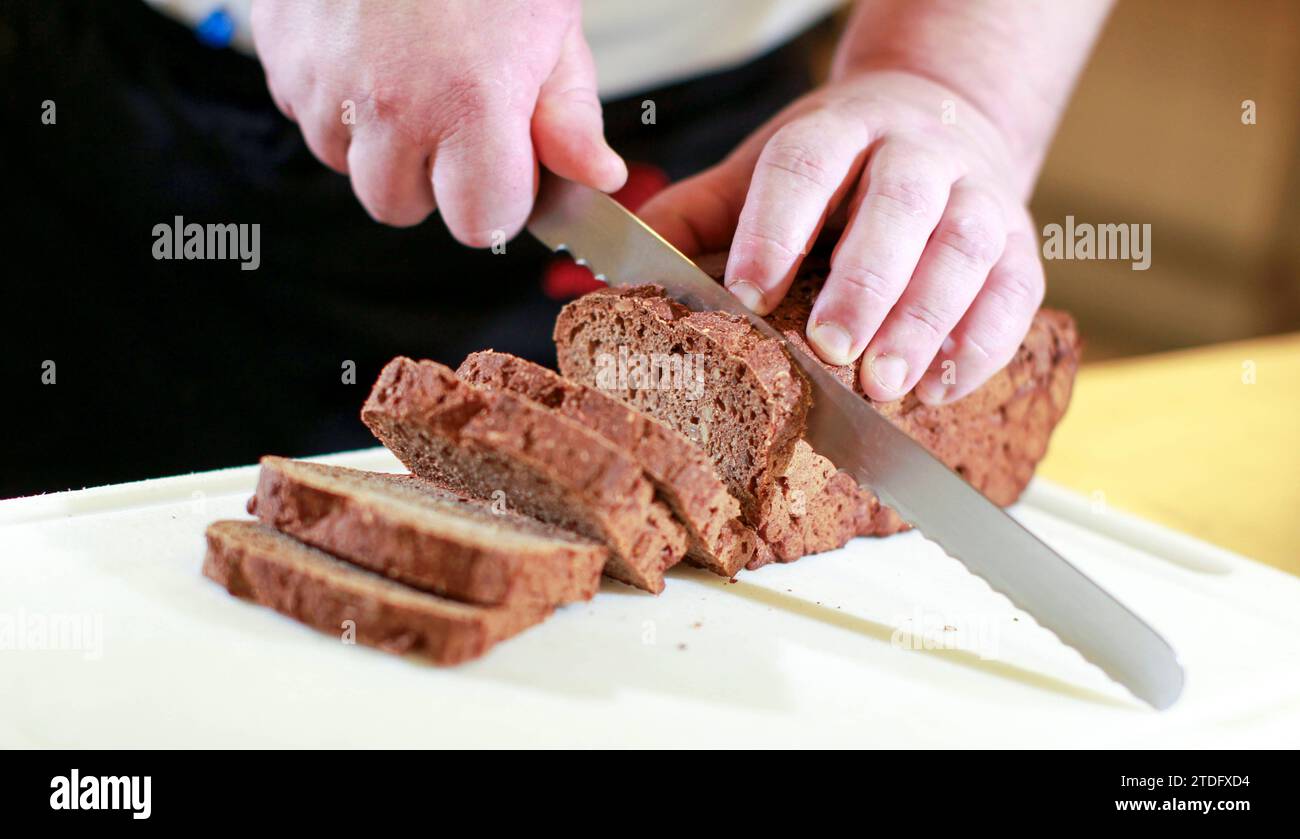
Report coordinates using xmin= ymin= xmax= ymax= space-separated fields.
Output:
xmin=456 ymin=351 xmax=771 ymax=576
xmin=248 ymin=457 xmax=608 ymax=605
xmin=553 ymin=285 xmax=855 ymax=561
xmin=203 ymin=520 xmax=550 ymax=664
xmin=361 ymin=357 xmax=688 ymax=593
xmin=553 ymin=285 xmax=809 ymax=528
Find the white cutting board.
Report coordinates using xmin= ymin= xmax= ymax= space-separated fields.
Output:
xmin=2 ymin=448 xmax=1298 ymax=748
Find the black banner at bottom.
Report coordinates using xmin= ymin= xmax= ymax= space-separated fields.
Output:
xmin=0 ymin=751 xmax=1272 ymax=826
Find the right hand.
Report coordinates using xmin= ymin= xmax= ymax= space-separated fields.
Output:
xmin=251 ymin=0 xmax=627 ymax=245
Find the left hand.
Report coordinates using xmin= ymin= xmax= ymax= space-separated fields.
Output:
xmin=638 ymin=69 xmax=1045 ymax=405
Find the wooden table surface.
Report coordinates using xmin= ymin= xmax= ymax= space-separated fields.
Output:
xmin=1038 ymin=332 xmax=1300 ymax=575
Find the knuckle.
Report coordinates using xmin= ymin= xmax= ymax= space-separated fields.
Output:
xmin=262 ymin=65 xmax=302 ymax=115
xmin=962 ymin=321 xmax=1020 ymax=369
xmin=733 ymin=226 xmax=800 ymax=261
xmin=867 ymin=174 xmax=936 ymax=220
xmin=443 ymin=74 xmax=493 ymax=119
xmin=269 ymin=89 xmax=296 ymax=122
xmin=960 ymin=328 xmax=1001 ymax=365
xmin=799 ymin=107 xmax=867 ymax=149
xmin=937 ymin=212 xmax=1002 ymax=266
xmin=426 ymin=74 xmax=499 ymax=144
xmin=986 ymin=240 xmax=1046 ymax=312
xmin=366 ymin=85 xmax=415 ymax=125
xmin=898 ymin=300 xmax=950 ymax=341
xmin=271 ymin=54 xmax=319 ymax=102
xmin=830 ymin=262 xmax=899 ymax=308
xmin=760 ymin=130 xmax=834 ymax=192
xmin=545 ymin=85 xmax=602 ymax=113
xmin=998 ymin=263 xmax=1046 ymax=308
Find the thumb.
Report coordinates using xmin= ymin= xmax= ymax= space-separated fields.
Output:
xmin=637 ymin=164 xmax=746 ymax=257
xmin=532 ymin=23 xmax=627 ymax=193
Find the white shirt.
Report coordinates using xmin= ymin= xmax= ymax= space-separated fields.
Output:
xmin=586 ymin=0 xmax=843 ymax=98
xmin=144 ymin=0 xmax=843 ymax=98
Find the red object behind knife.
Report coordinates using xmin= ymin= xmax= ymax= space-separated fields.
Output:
xmin=541 ymin=162 xmax=670 ymax=300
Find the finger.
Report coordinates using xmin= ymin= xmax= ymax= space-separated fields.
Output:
xmin=804 ymin=141 xmax=951 ymax=365
xmin=860 ymin=181 xmax=1008 ymax=401
xmin=248 ymin=2 xmax=291 ymax=118
xmin=432 ymin=96 xmax=536 ymax=247
xmin=914 ymin=225 xmax=1044 ymax=405
xmin=266 ymin=80 xmax=296 ymax=123
xmin=636 ymin=95 xmax=841 ymax=256
xmin=346 ymin=129 xmax=436 ymax=227
xmin=636 ymin=164 xmax=747 ymax=256
xmin=297 ymin=95 xmax=352 ymax=174
xmin=533 ymin=22 xmax=627 ymax=193
xmin=723 ymin=111 xmax=872 ymax=315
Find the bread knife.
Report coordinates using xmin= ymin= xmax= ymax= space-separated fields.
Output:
xmin=527 ymin=171 xmax=1184 ymax=710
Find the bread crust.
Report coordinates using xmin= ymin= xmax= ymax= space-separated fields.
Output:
xmin=203 ymin=521 xmax=550 ymax=665
xmin=362 ymin=357 xmax=687 ymax=593
xmin=248 ymin=457 xmax=607 ymax=606
xmin=458 ymin=351 xmax=771 ymax=576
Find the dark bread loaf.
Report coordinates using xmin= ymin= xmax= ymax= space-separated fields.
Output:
xmin=203 ymin=520 xmax=550 ymax=664
xmin=361 ymin=357 xmax=688 ymax=593
xmin=247 ymin=457 xmax=607 ymax=605
xmin=457 ymin=351 xmax=771 ymax=576
xmin=555 ymin=275 xmax=1079 ymax=566
xmin=554 ymin=286 xmax=871 ymax=561
xmin=757 ymin=438 xmax=883 ymax=561
xmin=764 ymin=271 xmax=1081 ymax=543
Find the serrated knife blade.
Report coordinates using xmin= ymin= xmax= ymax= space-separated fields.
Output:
xmin=527 ymin=171 xmax=1184 ymax=709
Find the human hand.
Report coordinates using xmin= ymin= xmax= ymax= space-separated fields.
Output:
xmin=639 ymin=69 xmax=1044 ymax=405
xmin=251 ymin=0 xmax=626 ymax=244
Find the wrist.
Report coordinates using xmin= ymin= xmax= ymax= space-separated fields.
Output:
xmin=833 ymin=55 xmax=1045 ymax=195
xmin=830 ymin=0 xmax=1112 ymax=190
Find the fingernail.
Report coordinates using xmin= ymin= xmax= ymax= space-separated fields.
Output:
xmin=728 ymin=281 xmax=766 ymax=314
xmin=868 ymin=353 xmax=909 ymax=395
xmin=808 ymin=321 xmax=854 ymax=365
